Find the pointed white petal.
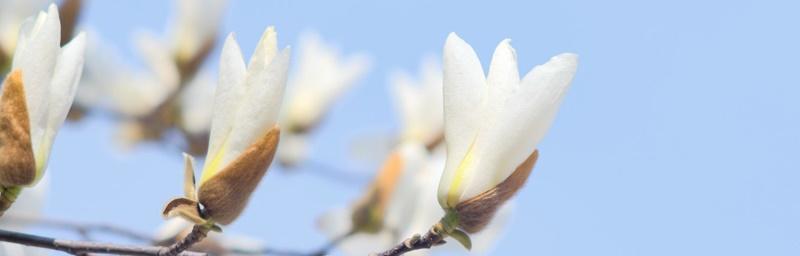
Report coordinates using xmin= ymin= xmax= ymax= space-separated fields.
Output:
xmin=36 ymin=32 xmax=86 ymax=174
xmin=12 ymin=5 xmax=60 ymax=162
xmin=202 ymin=33 xmax=247 ymax=182
xmin=247 ymin=26 xmax=277 ymax=71
xmin=438 ymin=33 xmax=486 ymax=208
xmin=461 ymin=53 xmax=577 ymax=199
xmin=223 ymin=47 xmax=290 ymax=166
xmin=486 ymin=39 xmax=519 ymax=101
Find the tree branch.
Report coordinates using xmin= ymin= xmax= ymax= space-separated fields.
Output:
xmin=0 ymin=228 xmax=206 ymax=256
xmin=371 ymin=227 xmax=445 ymax=256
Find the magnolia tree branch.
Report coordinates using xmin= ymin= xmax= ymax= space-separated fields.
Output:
xmin=371 ymin=228 xmax=445 ymax=256
xmin=0 ymin=228 xmax=206 ymax=256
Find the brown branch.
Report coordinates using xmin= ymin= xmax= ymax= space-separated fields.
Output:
xmin=371 ymin=228 xmax=445 ymax=256
xmin=0 ymin=228 xmax=206 ymax=256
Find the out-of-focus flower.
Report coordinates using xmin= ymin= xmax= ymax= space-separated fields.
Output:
xmin=0 ymin=175 xmax=48 ymax=256
xmin=168 ymin=0 xmax=226 ymax=77
xmin=0 ymin=0 xmax=48 ymax=62
xmin=278 ymin=32 xmax=371 ymax=167
xmin=318 ymin=143 xmax=427 ymax=255
xmin=435 ymin=33 xmax=577 ymax=249
xmin=163 ymin=27 xmax=290 ymax=227
xmin=74 ymin=31 xmax=180 ymax=147
xmin=0 ymin=4 xmax=86 ymax=194
xmin=391 ymin=57 xmax=444 ymax=148
xmin=78 ymin=32 xmax=179 ymax=118
xmin=177 ymin=72 xmax=216 ymax=153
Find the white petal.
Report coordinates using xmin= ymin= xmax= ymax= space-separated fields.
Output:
xmin=437 ymin=33 xmax=486 ymax=208
xmin=483 ymin=39 xmax=520 ymax=133
xmin=461 ymin=53 xmax=578 ymax=200
xmin=247 ymin=26 xmax=277 ymax=72
xmin=12 ymin=5 xmax=60 ymax=161
xmin=224 ymin=47 xmax=290 ymax=165
xmin=36 ymin=32 xmax=86 ymax=174
xmin=202 ymin=33 xmax=247 ymax=181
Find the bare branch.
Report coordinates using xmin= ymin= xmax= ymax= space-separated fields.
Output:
xmin=0 ymin=228 xmax=206 ymax=256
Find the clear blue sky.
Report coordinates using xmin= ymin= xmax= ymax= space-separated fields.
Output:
xmin=35 ymin=0 xmax=800 ymax=255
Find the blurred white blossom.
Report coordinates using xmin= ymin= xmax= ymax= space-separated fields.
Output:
xmin=1 ymin=4 xmax=87 ymax=186
xmin=391 ymin=56 xmax=444 ymax=146
xmin=278 ymin=32 xmax=371 ymax=166
xmin=0 ymin=0 xmax=49 ymax=56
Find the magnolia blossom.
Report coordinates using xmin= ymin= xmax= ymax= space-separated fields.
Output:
xmin=168 ymin=0 xmax=226 ymax=67
xmin=0 ymin=4 xmax=86 ymax=190
xmin=391 ymin=57 xmax=444 ymax=147
xmin=163 ymin=27 xmax=290 ymax=226
xmin=77 ymin=32 xmax=179 ymax=118
xmin=0 ymin=0 xmax=48 ymax=57
xmin=277 ymin=32 xmax=371 ymax=166
xmin=318 ymin=143 xmax=427 ymax=255
xmin=436 ymin=33 xmax=577 ymax=243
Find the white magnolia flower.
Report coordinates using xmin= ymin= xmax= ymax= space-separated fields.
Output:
xmin=163 ymin=27 xmax=290 ymax=226
xmin=277 ymin=32 xmax=371 ymax=166
xmin=318 ymin=143 xmax=427 ymax=255
xmin=435 ymin=33 xmax=577 ymax=245
xmin=0 ymin=4 xmax=86 ymax=189
xmin=391 ymin=56 xmax=444 ymax=146
xmin=0 ymin=0 xmax=48 ymax=56
xmin=169 ymin=0 xmax=226 ymax=65
xmin=76 ymin=31 xmax=179 ymax=118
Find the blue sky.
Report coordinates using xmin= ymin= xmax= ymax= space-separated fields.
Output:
xmin=31 ymin=0 xmax=800 ymax=255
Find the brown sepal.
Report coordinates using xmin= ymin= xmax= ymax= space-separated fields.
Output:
xmin=197 ymin=126 xmax=280 ymax=225
xmin=162 ymin=197 xmax=205 ymax=224
xmin=454 ymin=149 xmax=539 ymax=233
xmin=0 ymin=71 xmax=36 ymax=187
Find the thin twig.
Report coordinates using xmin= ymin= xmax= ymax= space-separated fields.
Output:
xmin=0 ymin=228 xmax=205 ymax=256
xmin=371 ymin=227 xmax=445 ymax=256
xmin=6 ymin=215 xmax=153 ymax=243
